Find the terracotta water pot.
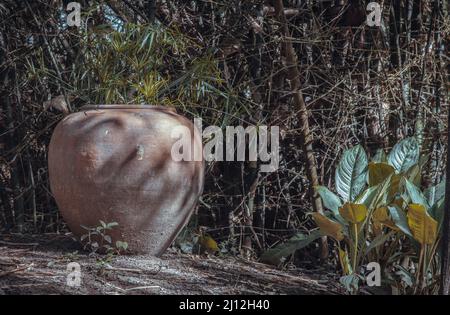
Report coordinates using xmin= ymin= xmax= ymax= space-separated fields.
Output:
xmin=48 ymin=105 xmax=204 ymax=256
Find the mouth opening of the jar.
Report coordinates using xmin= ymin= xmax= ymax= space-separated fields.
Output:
xmin=80 ymin=104 xmax=176 ymax=112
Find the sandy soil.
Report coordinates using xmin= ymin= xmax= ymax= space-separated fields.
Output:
xmin=0 ymin=234 xmax=342 ymax=295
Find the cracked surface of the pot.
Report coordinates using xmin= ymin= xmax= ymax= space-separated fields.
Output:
xmin=48 ymin=105 xmax=204 ymax=256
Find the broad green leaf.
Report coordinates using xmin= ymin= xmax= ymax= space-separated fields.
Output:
xmin=335 ymin=145 xmax=368 ymax=202
xmin=372 ymin=149 xmax=387 ymax=163
xmin=407 ymin=204 xmax=438 ymax=245
xmin=388 ymin=174 xmax=401 ymax=200
xmin=388 ymin=205 xmax=413 ymax=237
xmin=372 ymin=207 xmax=397 ymax=233
xmin=315 ymin=186 xmax=342 ymax=214
xmin=339 ymin=202 xmax=367 ymax=224
xmin=424 ymin=177 xmax=446 ymax=207
xmin=315 ymin=186 xmax=346 ymax=224
xmin=418 ymin=153 xmax=430 ymax=170
xmin=260 ymin=230 xmax=323 ymax=265
xmin=429 ymin=198 xmax=445 ymax=232
xmin=405 ymin=164 xmax=421 ymax=186
xmin=368 ymin=162 xmax=395 ymax=186
xmin=387 ymin=137 xmax=419 ymax=173
xmin=365 ymin=174 xmax=394 ymax=210
xmin=405 ymin=179 xmax=429 ymax=209
xmin=355 ymin=185 xmax=379 ymax=209
xmin=312 ymin=213 xmax=344 ymax=241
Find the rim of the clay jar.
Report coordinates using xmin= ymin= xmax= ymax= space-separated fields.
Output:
xmin=79 ymin=104 xmax=176 ymax=112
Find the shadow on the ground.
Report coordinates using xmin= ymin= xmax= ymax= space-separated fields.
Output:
xmin=0 ymin=234 xmax=341 ymax=295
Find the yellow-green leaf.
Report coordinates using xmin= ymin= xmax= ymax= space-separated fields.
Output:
xmin=368 ymin=162 xmax=395 ymax=186
xmin=407 ymin=203 xmax=438 ymax=245
xmin=372 ymin=207 xmax=398 ymax=233
xmin=312 ymin=213 xmax=344 ymax=241
xmin=339 ymin=202 xmax=368 ymax=224
xmin=339 ymin=248 xmax=352 ymax=275
xmin=198 ymin=233 xmax=219 ymax=252
xmin=388 ymin=174 xmax=402 ymax=200
xmin=373 ymin=207 xmax=389 ymax=222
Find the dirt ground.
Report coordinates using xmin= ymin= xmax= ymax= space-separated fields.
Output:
xmin=0 ymin=233 xmax=342 ymax=295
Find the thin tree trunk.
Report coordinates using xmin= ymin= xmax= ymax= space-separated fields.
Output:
xmin=273 ymin=0 xmax=327 ymax=260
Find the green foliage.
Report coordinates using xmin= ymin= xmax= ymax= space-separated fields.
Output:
xmin=25 ymin=23 xmax=229 ymax=121
xmin=315 ymin=186 xmax=343 ymax=221
xmin=75 ymin=23 xmax=222 ymax=106
xmin=387 ymin=137 xmax=419 ymax=173
xmin=261 ymin=137 xmax=446 ymax=294
xmin=80 ymin=220 xmax=128 ymax=255
xmin=335 ymin=145 xmax=368 ymax=202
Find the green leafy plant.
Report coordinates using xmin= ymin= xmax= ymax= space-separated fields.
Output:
xmin=261 ymin=137 xmax=446 ymax=294
xmin=391 ymin=178 xmax=444 ymax=294
xmin=80 ymin=220 xmax=128 ymax=255
xmin=74 ymin=23 xmax=223 ymax=107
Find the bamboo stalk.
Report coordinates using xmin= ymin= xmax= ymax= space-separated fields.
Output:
xmin=273 ymin=0 xmax=327 ymax=260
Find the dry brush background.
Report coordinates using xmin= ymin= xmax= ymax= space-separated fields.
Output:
xmin=0 ymin=0 xmax=448 ymax=267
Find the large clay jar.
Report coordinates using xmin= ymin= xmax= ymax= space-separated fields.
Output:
xmin=48 ymin=105 xmax=204 ymax=256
